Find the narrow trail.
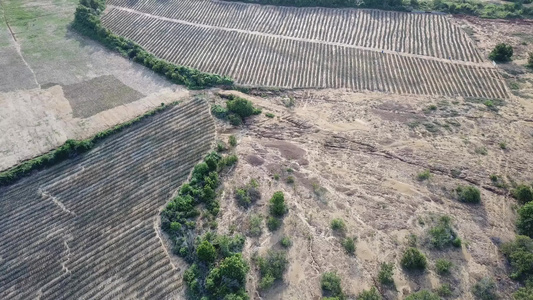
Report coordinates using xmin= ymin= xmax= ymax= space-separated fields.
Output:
xmin=108 ymin=5 xmax=494 ymax=69
xmin=0 ymin=0 xmax=41 ymax=89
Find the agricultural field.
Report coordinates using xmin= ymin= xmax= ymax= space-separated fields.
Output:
xmin=0 ymin=99 xmax=215 ymax=299
xmin=102 ymin=0 xmax=508 ymax=99
xmin=0 ymin=0 xmax=187 ymax=171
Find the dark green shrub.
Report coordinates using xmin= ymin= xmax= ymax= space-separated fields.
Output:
xmin=321 ymin=272 xmax=344 ymax=299
xmin=401 ymin=248 xmax=427 ymax=271
xmin=267 ymin=216 xmax=281 ymax=231
xmin=256 ymin=251 xmax=288 ymax=290
xmin=417 ymin=169 xmax=431 ymax=181
xmin=512 ymin=185 xmax=533 ymax=205
xmin=205 ymin=254 xmax=249 ymax=298
xmin=280 ymin=236 xmax=292 ymax=248
xmin=456 ymin=185 xmax=481 ymax=204
xmin=269 ymin=191 xmax=287 ymax=217
xmin=517 ymin=202 xmax=533 ymax=238
xmin=501 ymin=235 xmax=533 ymax=281
xmin=489 ymin=43 xmax=513 ymax=62
xmin=219 ymin=154 xmax=238 ymax=169
xmin=212 ymin=104 xmax=228 ymax=119
xmin=331 ymin=218 xmax=346 ymax=232
xmin=513 ymin=281 xmax=533 ymax=299
xmin=286 ymin=175 xmax=295 ymax=184
xmin=435 ymin=258 xmax=452 ymax=275
xmin=452 ymin=237 xmax=462 ymax=248
xmin=197 ymin=240 xmax=216 ymax=263
xmin=234 ymin=179 xmax=261 ymax=208
xmin=472 ymin=277 xmax=498 ymax=300
xmin=436 ymin=284 xmax=453 ymax=297
xmin=214 ymin=234 xmax=245 ymax=258
xmin=378 ymin=262 xmax=395 ymax=286
xmin=405 ymin=290 xmax=440 ymax=300
xmin=357 ymin=286 xmax=382 ymax=300
xmin=228 ymin=114 xmax=243 ymax=126
xmin=229 ymin=135 xmax=237 ymax=147
xmin=341 ymin=237 xmax=356 ymax=255
xmin=428 ymin=215 xmax=460 ymax=249
xmin=226 ymin=97 xmax=255 ymax=118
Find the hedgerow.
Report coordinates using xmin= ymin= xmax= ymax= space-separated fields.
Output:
xmin=73 ymin=0 xmax=233 ymax=90
xmin=0 ymin=102 xmax=178 ymax=187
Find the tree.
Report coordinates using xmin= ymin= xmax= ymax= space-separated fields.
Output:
xmin=321 ymin=271 xmax=344 ymax=299
xmin=517 ymin=202 xmax=533 ymax=238
xmin=401 ymin=248 xmax=427 ymax=271
xmin=489 ymin=43 xmax=513 ymax=62
xmin=269 ymin=191 xmax=287 ymax=217
xmin=501 ymin=235 xmax=533 ymax=281
xmin=205 ymin=254 xmax=249 ymax=298
xmin=197 ymin=240 xmax=216 ymax=263
xmin=226 ymin=97 xmax=255 ymax=119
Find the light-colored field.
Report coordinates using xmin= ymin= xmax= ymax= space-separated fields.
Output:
xmin=0 ymin=99 xmax=214 ymax=300
xmin=101 ymin=5 xmax=508 ymax=99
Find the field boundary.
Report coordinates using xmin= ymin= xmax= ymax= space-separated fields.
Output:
xmin=0 ymin=101 xmax=179 ymax=187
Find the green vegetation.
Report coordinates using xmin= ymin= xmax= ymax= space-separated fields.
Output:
xmin=235 ymin=179 xmax=261 ymax=208
xmin=501 ymin=235 xmax=533 ymax=281
xmin=265 ymin=112 xmax=275 ymax=118
xmin=499 ymin=142 xmax=507 ymax=150
xmin=378 ymin=262 xmax=395 ymax=286
xmin=267 ymin=216 xmax=282 ymax=231
xmin=428 ymin=215 xmax=461 ymax=249
xmin=489 ymin=43 xmax=513 ymax=62
xmin=229 ymin=135 xmax=237 ymax=147
xmin=0 ymin=101 xmax=179 ymax=187
xmin=435 ymin=258 xmax=453 ymax=275
xmin=490 ymin=174 xmax=507 ymax=189
xmin=513 ymin=281 xmax=533 ymax=299
xmin=401 ymin=247 xmax=427 ymax=271
xmin=280 ymin=236 xmax=292 ymax=248
xmin=269 ymin=191 xmax=288 ymax=217
xmin=341 ymin=237 xmax=356 ymax=255
xmin=517 ymin=202 xmax=533 ymax=238
xmin=357 ymin=286 xmax=382 ymax=300
xmin=286 ymin=175 xmax=295 ymax=184
xmin=456 ymin=185 xmax=481 ymax=204
xmin=512 ymin=184 xmax=533 ymax=205
xmin=527 ymin=52 xmax=533 ymax=68
xmin=249 ymin=214 xmax=263 ymax=237
xmin=73 ymin=0 xmax=232 ymax=89
xmin=197 ymin=240 xmax=217 ymax=263
xmin=321 ymin=272 xmax=345 ymax=299
xmin=331 ymin=218 xmax=347 ymax=232
xmin=255 ymin=251 xmax=289 ymax=290
xmin=436 ymin=284 xmax=453 ymax=297
xmin=472 ymin=277 xmax=498 ymax=300
xmin=213 ymin=95 xmax=262 ymax=126
xmin=405 ymin=290 xmax=440 ymax=300
xmin=417 ymin=169 xmax=431 ymax=181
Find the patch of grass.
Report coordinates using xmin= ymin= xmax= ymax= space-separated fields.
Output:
xmin=378 ymin=262 xmax=395 ymax=286
xmin=424 ymin=104 xmax=438 ymax=113
xmin=435 ymin=258 xmax=453 ymax=275
xmin=510 ymin=82 xmax=520 ymax=90
xmin=234 ymin=179 xmax=261 ymax=208
xmin=280 ymin=236 xmax=292 ymax=248
xmin=423 ymin=122 xmax=440 ymax=133
xmin=456 ymin=185 xmax=481 ymax=204
xmin=436 ymin=284 xmax=453 ymax=297
xmin=283 ymin=97 xmax=295 ymax=108
xmin=499 ymin=142 xmax=507 ymax=150
xmin=451 ymin=168 xmax=462 ymax=178
xmin=475 ymin=147 xmax=488 ymax=155
xmin=408 ymin=121 xmax=420 ymax=129
xmin=248 ymin=214 xmax=263 ymax=237
xmin=428 ymin=216 xmax=461 ymax=249
xmin=273 ymin=173 xmax=280 ymax=180
xmin=472 ymin=277 xmax=498 ymax=300
xmin=417 ymin=169 xmax=431 ymax=181
xmin=265 ymin=112 xmax=275 ymax=118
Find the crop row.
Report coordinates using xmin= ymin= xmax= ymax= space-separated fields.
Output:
xmin=107 ymin=0 xmax=482 ymax=62
xmin=0 ymin=99 xmax=214 ymax=299
xmin=102 ymin=9 xmax=507 ymax=99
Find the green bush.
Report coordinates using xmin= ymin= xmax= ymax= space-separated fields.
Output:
xmin=214 ymin=234 xmax=245 ymax=258
xmin=501 ymin=235 xmax=533 ymax=281
xmin=267 ymin=216 xmax=282 ymax=231
xmin=417 ymin=169 xmax=431 ymax=181
xmin=321 ymin=271 xmax=344 ymax=299
xmin=234 ymin=179 xmax=261 ymax=208
xmin=269 ymin=191 xmax=288 ymax=217
xmin=229 ymin=135 xmax=237 ymax=147
xmin=401 ymin=248 xmax=427 ymax=271
xmin=205 ymin=254 xmax=249 ymax=298
xmin=428 ymin=215 xmax=460 ymax=249
xmin=489 ymin=43 xmax=513 ymax=62
xmin=211 ymin=104 xmax=228 ymax=119
xmin=436 ymin=284 xmax=453 ymax=297
xmin=435 ymin=258 xmax=453 ymax=275
xmin=513 ymin=281 xmax=533 ymax=299
xmin=249 ymin=214 xmax=263 ymax=237
xmin=378 ymin=262 xmax=395 ymax=286
xmin=219 ymin=154 xmax=238 ymax=169
xmin=472 ymin=277 xmax=498 ymax=300
xmin=512 ymin=185 xmax=533 ymax=205
xmin=256 ymin=251 xmax=288 ymax=290
xmin=228 ymin=114 xmax=243 ymax=126
xmin=265 ymin=112 xmax=275 ymax=118
xmin=280 ymin=236 xmax=292 ymax=248
xmin=456 ymin=185 xmax=481 ymax=204
xmin=197 ymin=240 xmax=217 ymax=263
xmin=357 ymin=286 xmax=382 ymax=300
xmin=517 ymin=202 xmax=533 ymax=238
xmin=342 ymin=237 xmax=356 ymax=255
xmin=331 ymin=218 xmax=347 ymax=232
xmin=405 ymin=290 xmax=440 ymax=300
xmin=286 ymin=175 xmax=295 ymax=184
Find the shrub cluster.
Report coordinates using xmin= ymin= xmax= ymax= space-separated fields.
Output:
xmin=234 ymin=179 xmax=261 ymax=208
xmin=73 ymin=1 xmax=232 ymax=89
xmin=267 ymin=191 xmax=287 ymax=232
xmin=213 ymin=95 xmax=262 ymax=126
xmin=255 ymin=251 xmax=289 ymax=290
xmin=517 ymin=202 xmax=533 ymax=238
xmin=378 ymin=262 xmax=395 ymax=286
xmin=0 ymin=102 xmax=178 ymax=187
xmin=428 ymin=215 xmax=462 ymax=249
xmin=331 ymin=218 xmax=347 ymax=232
xmin=321 ymin=271 xmax=345 ymax=300
xmin=435 ymin=258 xmax=453 ymax=275
xmin=512 ymin=184 xmax=533 ymax=205
xmin=489 ymin=43 xmax=513 ymax=62
xmin=472 ymin=277 xmax=498 ymax=300
xmin=456 ymin=185 xmax=481 ymax=204
xmin=501 ymin=235 xmax=533 ymax=281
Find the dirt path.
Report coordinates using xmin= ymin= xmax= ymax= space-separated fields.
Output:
xmin=108 ymin=5 xmax=494 ymax=68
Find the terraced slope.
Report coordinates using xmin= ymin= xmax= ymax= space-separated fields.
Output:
xmin=0 ymin=99 xmax=214 ymax=300
xmin=107 ymin=0 xmax=482 ymax=62
xmin=102 ymin=7 xmax=507 ymax=99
